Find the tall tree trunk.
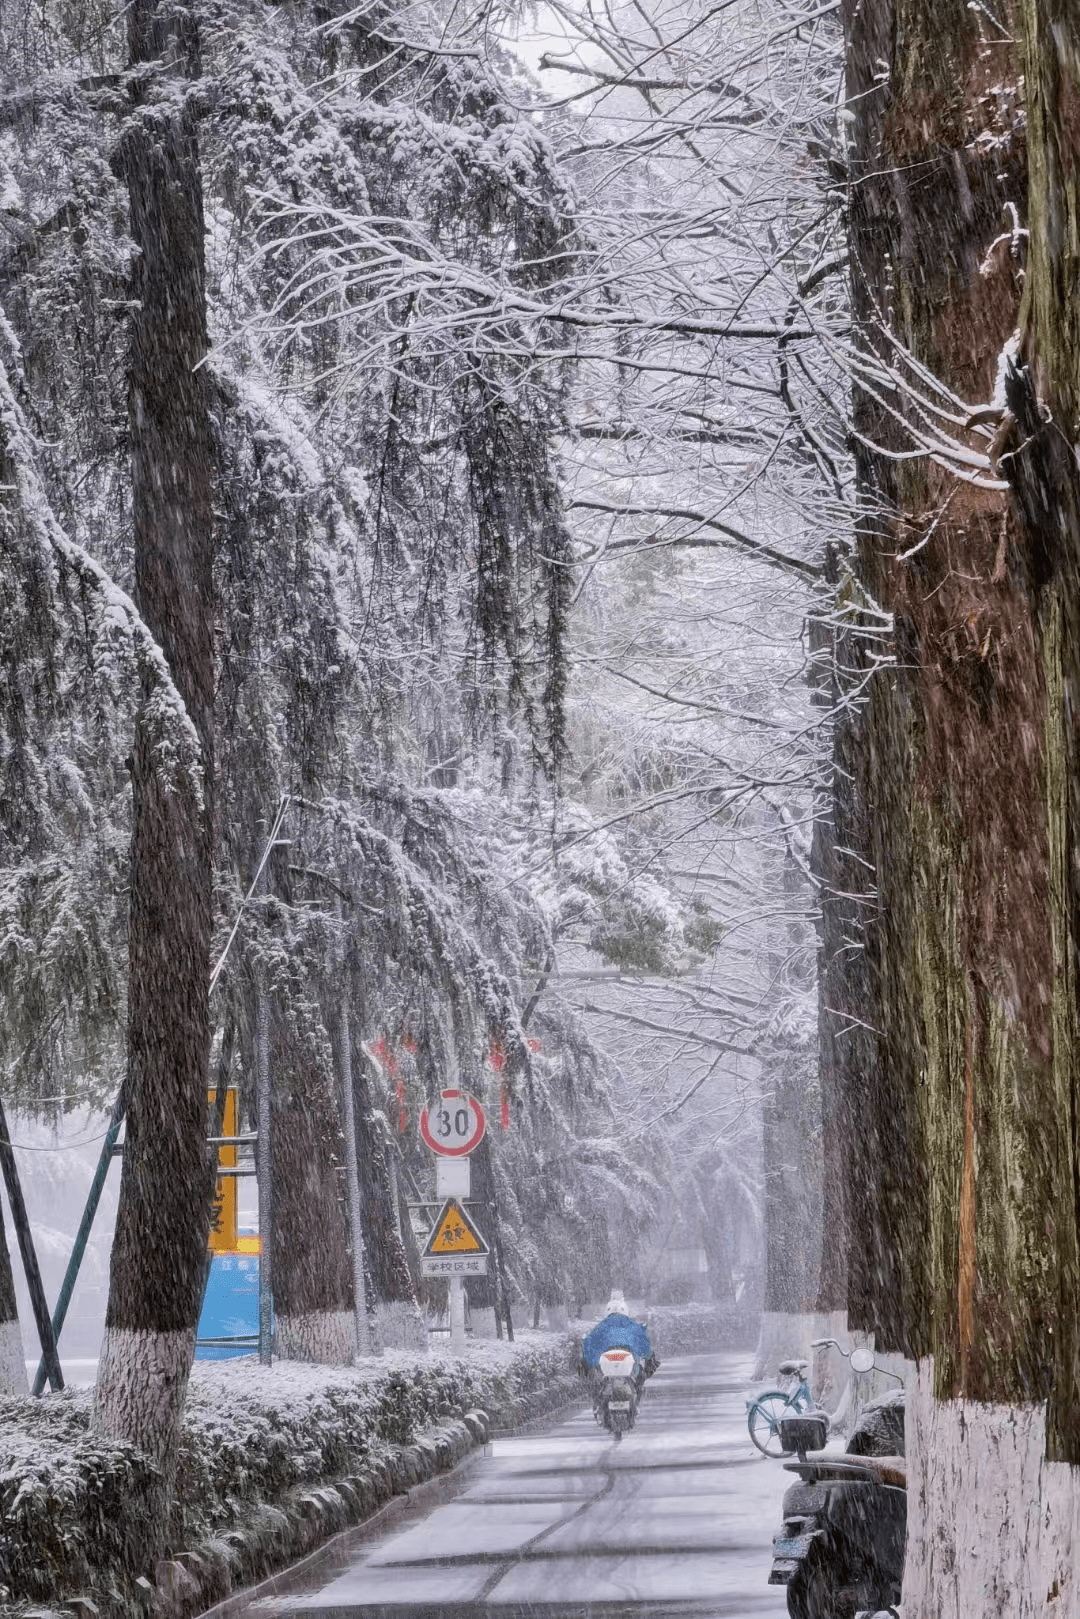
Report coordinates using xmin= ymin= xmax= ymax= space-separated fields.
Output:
xmin=334 ymin=997 xmax=373 ymax=1357
xmin=755 ymin=1048 xmax=822 ymax=1375
xmin=810 ymin=550 xmax=875 ymax=1321
xmin=0 ymin=1201 xmax=24 ymax=1395
xmin=699 ymin=1167 xmax=737 ymax=1307
xmin=353 ymin=1048 xmax=426 ymax=1348
xmin=839 ymin=0 xmax=1080 ymax=1604
xmin=760 ymin=1049 xmax=820 ymax=1316
xmin=271 ymin=1028 xmax=357 ymax=1364
xmin=843 ymin=0 xmax=1042 ymax=1370
xmin=1008 ymin=0 xmax=1080 ymax=1471
xmin=463 ymin=1134 xmax=499 ymax=1338
xmin=755 ymin=842 xmax=822 ymax=1374
xmin=93 ymin=0 xmax=215 ymax=1524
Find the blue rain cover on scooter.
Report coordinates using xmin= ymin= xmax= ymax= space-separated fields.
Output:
xmin=582 ymin=1313 xmax=651 ymax=1366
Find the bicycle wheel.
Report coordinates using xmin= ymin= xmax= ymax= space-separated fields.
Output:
xmin=748 ymin=1391 xmax=791 ymax=1456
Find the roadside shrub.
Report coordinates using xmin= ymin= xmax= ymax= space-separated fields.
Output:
xmin=644 ymin=1302 xmax=758 ymax=1355
xmin=0 ymin=1392 xmax=159 ymax=1613
xmin=0 ymin=1333 xmax=578 ymax=1619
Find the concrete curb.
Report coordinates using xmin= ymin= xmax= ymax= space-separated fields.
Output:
xmin=192 ymin=1450 xmax=482 ymax=1619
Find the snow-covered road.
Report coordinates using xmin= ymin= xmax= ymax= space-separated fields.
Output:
xmin=234 ymin=1351 xmax=791 ymax=1619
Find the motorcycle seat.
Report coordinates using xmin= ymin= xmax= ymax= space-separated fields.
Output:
xmin=778 ymin=1359 xmax=809 ymax=1377
xmin=850 ymin=1453 xmax=907 ymax=1488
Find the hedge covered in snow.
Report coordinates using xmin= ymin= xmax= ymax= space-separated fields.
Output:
xmin=0 ymin=1332 xmax=579 ymax=1619
xmin=643 ymin=1301 xmax=757 ymax=1356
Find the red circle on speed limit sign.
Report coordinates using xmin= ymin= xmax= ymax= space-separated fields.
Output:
xmin=419 ymin=1090 xmax=487 ymax=1156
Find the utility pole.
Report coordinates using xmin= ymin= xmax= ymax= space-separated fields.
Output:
xmin=335 ymin=995 xmax=374 ymax=1355
xmin=255 ymin=986 xmax=273 ymax=1364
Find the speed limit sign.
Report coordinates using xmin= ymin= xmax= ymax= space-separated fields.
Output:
xmin=419 ymin=1089 xmax=486 ymax=1156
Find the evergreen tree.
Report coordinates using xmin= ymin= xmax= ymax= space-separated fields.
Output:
xmin=90 ymin=0 xmax=216 ymax=1525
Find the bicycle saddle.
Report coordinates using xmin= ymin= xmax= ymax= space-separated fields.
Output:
xmin=778 ymin=1359 xmax=809 ymax=1376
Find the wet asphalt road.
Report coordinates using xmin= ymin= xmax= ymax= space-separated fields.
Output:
xmin=235 ymin=1352 xmax=791 ymax=1619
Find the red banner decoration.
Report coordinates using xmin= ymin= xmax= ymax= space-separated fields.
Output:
xmin=370 ymin=1036 xmax=408 ymax=1130
xmin=488 ymin=1040 xmax=511 ymax=1129
xmin=371 ymin=1036 xmax=397 ymax=1075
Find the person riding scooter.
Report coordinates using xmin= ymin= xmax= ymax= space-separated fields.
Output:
xmin=578 ymin=1291 xmax=659 ymax=1435
xmin=579 ymin=1292 xmax=660 ymax=1408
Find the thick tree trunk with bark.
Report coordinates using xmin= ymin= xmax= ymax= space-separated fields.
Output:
xmin=462 ymin=1134 xmax=501 ymax=1338
xmin=699 ymin=1166 xmax=737 ymax=1307
xmin=270 ymin=1029 xmax=357 ymax=1364
xmin=760 ymin=1049 xmax=821 ymax=1316
xmin=756 ymin=844 xmax=823 ymax=1376
xmin=811 ymin=556 xmax=876 ymax=1318
xmin=839 ymin=0 xmax=1080 ymax=1604
xmin=758 ymin=841 xmax=822 ymax=1358
xmin=93 ymin=0 xmax=215 ymax=1525
xmin=352 ymin=1047 xmax=426 ymax=1349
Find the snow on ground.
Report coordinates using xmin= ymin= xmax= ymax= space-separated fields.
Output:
xmin=227 ymin=1349 xmax=792 ymax=1618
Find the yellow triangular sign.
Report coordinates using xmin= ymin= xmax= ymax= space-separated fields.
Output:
xmin=424 ymin=1197 xmax=489 ymax=1257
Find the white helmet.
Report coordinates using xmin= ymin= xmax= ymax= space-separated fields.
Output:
xmin=605 ymin=1290 xmax=628 ymax=1316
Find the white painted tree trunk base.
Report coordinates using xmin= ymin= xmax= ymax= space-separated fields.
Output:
xmin=469 ymin=1305 xmax=498 ymax=1340
xmin=275 ymin=1309 xmax=356 ymax=1365
xmin=753 ymin=1311 xmax=834 ymax=1382
xmin=905 ymin=1357 xmax=1080 ymax=1619
xmin=810 ymin=1309 xmax=851 ymax=1417
xmin=0 ymin=1317 xmax=26 ymax=1396
xmin=93 ymin=1325 xmax=195 ymax=1473
xmin=377 ymin=1299 xmax=428 ymax=1351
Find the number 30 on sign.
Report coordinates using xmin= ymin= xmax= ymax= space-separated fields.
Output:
xmin=419 ymin=1090 xmax=486 ymax=1156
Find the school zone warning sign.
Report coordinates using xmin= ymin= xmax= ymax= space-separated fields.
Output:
xmin=424 ymin=1197 xmax=489 ymax=1256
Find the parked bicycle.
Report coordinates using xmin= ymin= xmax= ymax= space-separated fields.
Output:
xmin=812 ymin=1336 xmax=904 ymax=1389
xmin=746 ymin=1357 xmax=815 ymax=1456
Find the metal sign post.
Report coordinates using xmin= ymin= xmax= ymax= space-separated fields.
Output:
xmin=449 ymin=1274 xmax=467 ymax=1349
xmin=255 ymin=987 xmax=273 ymax=1365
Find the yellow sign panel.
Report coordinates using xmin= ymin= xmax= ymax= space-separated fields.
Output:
xmin=208 ymin=1087 xmax=238 ymax=1254
xmin=424 ymin=1197 xmax=488 ymax=1257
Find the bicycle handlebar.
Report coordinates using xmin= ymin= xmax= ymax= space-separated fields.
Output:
xmin=810 ymin=1337 xmax=904 ymax=1385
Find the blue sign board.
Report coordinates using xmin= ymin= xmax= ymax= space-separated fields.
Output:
xmin=196 ymin=1251 xmax=262 ymax=1360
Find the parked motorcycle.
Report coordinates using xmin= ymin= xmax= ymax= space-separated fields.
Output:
xmin=594 ymin=1346 xmax=640 ymax=1439
xmin=768 ymin=1346 xmax=906 ymax=1619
